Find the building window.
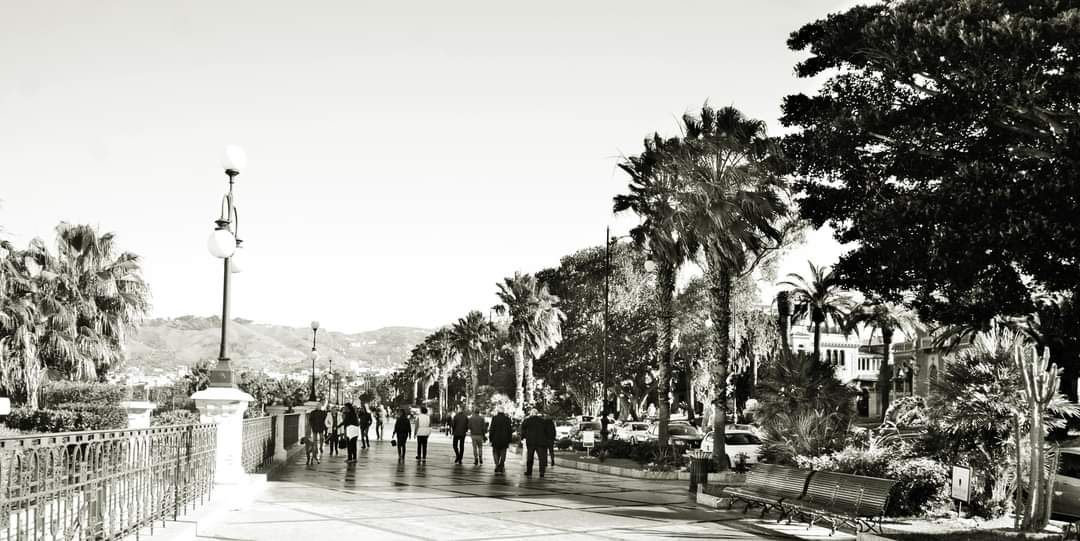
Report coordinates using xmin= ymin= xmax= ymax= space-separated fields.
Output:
xmin=840 ymin=351 xmax=846 ymax=366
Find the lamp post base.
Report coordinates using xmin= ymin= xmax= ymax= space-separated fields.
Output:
xmin=192 ymin=386 xmax=253 ymax=485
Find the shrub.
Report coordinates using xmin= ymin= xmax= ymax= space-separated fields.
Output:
xmin=796 ymin=445 xmax=951 ymax=517
xmin=5 ymin=404 xmax=127 ymax=433
xmin=42 ymin=381 xmax=125 ymax=407
xmin=152 ymin=409 xmax=200 ymax=427
xmin=593 ymin=439 xmax=633 ymax=459
xmin=556 ymin=437 xmax=572 ymax=450
xmin=884 ymin=396 xmax=928 ymax=429
xmin=759 ymin=409 xmax=848 ymax=464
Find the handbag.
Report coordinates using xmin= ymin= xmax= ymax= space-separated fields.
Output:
xmin=338 ymin=436 xmax=347 ymax=449
xmin=391 ymin=439 xmax=397 ymax=447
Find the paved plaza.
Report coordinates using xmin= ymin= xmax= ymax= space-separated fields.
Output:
xmin=194 ymin=436 xmax=832 ymax=540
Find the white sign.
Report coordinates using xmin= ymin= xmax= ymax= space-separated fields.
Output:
xmin=951 ymin=465 xmax=971 ymax=502
xmin=0 ymin=397 xmax=9 ymax=416
xmin=582 ymin=430 xmax=595 ymax=448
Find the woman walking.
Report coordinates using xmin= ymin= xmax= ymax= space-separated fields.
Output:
xmin=392 ymin=409 xmax=411 ymax=462
xmin=359 ymin=405 xmax=372 ymax=449
xmin=328 ymin=405 xmax=341 ymax=457
xmin=341 ymin=403 xmax=360 ymax=463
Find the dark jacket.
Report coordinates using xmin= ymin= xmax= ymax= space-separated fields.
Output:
xmin=488 ymin=413 xmax=513 ymax=448
xmin=308 ymin=409 xmax=328 ymax=433
xmin=520 ymin=415 xmax=549 ymax=447
xmin=543 ymin=417 xmax=556 ymax=444
xmin=342 ymin=409 xmax=360 ymax=428
xmin=393 ymin=416 xmax=411 ymax=439
xmin=452 ymin=412 xmax=469 ymax=437
xmin=468 ymin=414 xmax=486 ymax=437
xmin=359 ymin=410 xmax=372 ymax=428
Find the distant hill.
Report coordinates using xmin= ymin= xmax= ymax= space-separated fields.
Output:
xmin=125 ymin=316 xmax=429 ymax=375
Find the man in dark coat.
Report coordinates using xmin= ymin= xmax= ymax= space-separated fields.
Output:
xmin=487 ymin=407 xmax=513 ymax=473
xmin=543 ymin=413 xmax=557 ymax=467
xmin=519 ymin=407 xmax=550 ymax=477
xmin=451 ymin=405 xmax=469 ymax=464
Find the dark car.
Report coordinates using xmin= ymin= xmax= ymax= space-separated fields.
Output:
xmin=645 ymin=423 xmax=704 ymax=453
xmin=1054 ymin=447 xmax=1080 ymax=520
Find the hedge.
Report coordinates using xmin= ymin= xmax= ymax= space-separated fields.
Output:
xmin=4 ymin=405 xmax=128 ymax=433
xmin=42 ymin=381 xmax=126 ymax=407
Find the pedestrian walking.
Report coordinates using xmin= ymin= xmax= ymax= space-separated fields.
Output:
xmin=488 ymin=407 xmax=512 ymax=473
xmin=543 ymin=413 xmax=557 ymax=467
xmin=519 ymin=407 xmax=549 ymax=477
xmin=392 ymin=408 xmax=411 ymax=462
xmin=451 ymin=406 xmax=469 ymax=464
xmin=307 ymin=402 xmax=328 ymax=458
xmin=413 ymin=406 xmax=431 ymax=461
xmin=374 ymin=406 xmax=384 ymax=440
xmin=341 ymin=403 xmax=360 ymax=463
xmin=468 ymin=408 xmax=486 ymax=465
xmin=328 ymin=405 xmax=340 ymax=457
xmin=359 ymin=406 xmax=372 ymax=449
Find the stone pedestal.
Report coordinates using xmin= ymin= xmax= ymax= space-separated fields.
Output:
xmin=120 ymin=400 xmax=156 ymax=429
xmin=266 ymin=405 xmax=290 ymax=464
xmin=192 ymin=387 xmax=254 ymax=485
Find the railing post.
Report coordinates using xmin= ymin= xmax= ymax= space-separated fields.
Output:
xmin=265 ymin=406 xmax=289 ymax=465
xmin=293 ymin=403 xmax=313 ymax=441
xmin=191 ymin=387 xmax=253 ymax=485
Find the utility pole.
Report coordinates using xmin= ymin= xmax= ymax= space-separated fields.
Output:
xmin=602 ymin=227 xmax=611 ymax=441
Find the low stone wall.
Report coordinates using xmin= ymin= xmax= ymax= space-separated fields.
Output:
xmin=556 ymin=454 xmax=691 ymax=480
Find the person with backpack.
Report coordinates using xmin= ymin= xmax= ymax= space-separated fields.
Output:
xmin=469 ymin=408 xmax=487 ymax=466
xmin=359 ymin=405 xmax=373 ymax=449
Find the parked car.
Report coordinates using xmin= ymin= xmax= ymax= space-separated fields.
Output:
xmin=570 ymin=421 xmax=603 ymax=448
xmin=700 ymin=429 xmax=763 ymax=465
xmin=614 ymin=421 xmax=651 ymax=443
xmin=554 ymin=420 xmax=575 ymax=440
xmin=1054 ymin=447 xmax=1080 ymax=520
xmin=643 ymin=423 xmax=704 ymax=453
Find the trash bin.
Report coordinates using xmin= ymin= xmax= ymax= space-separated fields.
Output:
xmin=688 ymin=450 xmax=711 ymax=492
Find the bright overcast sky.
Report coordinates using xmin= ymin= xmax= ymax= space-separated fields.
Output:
xmin=1 ymin=0 xmax=857 ymax=333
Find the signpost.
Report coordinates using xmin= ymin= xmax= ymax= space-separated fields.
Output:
xmin=0 ymin=397 xmax=9 ymax=416
xmin=582 ymin=430 xmax=595 ymax=449
xmin=952 ymin=465 xmax=971 ymax=516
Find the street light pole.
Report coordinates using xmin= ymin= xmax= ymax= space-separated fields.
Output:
xmin=206 ymin=145 xmax=248 ymax=388
xmin=603 ymin=227 xmax=610 ymax=439
xmin=309 ymin=321 xmax=320 ymax=402
xmin=328 ymin=357 xmax=333 ymax=404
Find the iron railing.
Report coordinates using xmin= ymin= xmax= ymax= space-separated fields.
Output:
xmin=282 ymin=414 xmax=300 ymax=449
xmin=0 ymin=423 xmax=216 ymax=541
xmin=241 ymin=417 xmax=274 ymax=473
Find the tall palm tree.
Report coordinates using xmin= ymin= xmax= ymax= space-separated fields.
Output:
xmin=451 ymin=310 xmax=495 ymax=410
xmin=614 ymin=133 xmax=700 ymax=449
xmin=0 ymin=242 xmax=44 ymax=408
xmin=679 ymin=104 xmax=793 ymax=466
xmin=495 ymin=272 xmax=565 ymax=413
xmin=844 ymin=301 xmax=925 ymax=419
xmin=779 ymin=262 xmax=852 ymax=362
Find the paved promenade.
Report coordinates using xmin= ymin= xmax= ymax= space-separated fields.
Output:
xmin=195 ymin=436 xmax=826 ymax=540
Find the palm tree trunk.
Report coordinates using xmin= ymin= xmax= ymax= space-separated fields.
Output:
xmin=707 ymin=264 xmax=733 ymax=469
xmin=412 ymin=378 xmax=419 ymax=405
xmin=469 ymin=357 xmax=479 ymax=411
xmin=880 ymin=327 xmax=894 ymax=419
xmin=776 ymin=291 xmax=792 ymax=354
xmin=440 ymin=371 xmax=449 ymax=419
xmin=656 ymin=263 xmax=676 ymax=450
xmin=813 ymin=321 xmax=823 ymax=362
xmin=524 ymin=354 xmax=534 ymax=409
xmin=514 ymin=341 xmax=525 ymax=413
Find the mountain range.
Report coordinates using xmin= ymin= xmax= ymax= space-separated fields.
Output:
xmin=125 ymin=316 xmax=430 ymax=376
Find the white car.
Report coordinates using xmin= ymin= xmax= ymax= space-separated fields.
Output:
xmin=554 ymin=420 xmax=575 ymax=440
xmin=614 ymin=422 xmax=651 ymax=443
xmin=700 ymin=429 xmax=762 ymax=465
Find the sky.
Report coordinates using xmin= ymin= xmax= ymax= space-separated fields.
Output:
xmin=0 ymin=0 xmax=856 ymax=333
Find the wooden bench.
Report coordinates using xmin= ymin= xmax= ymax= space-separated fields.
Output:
xmin=783 ymin=471 xmax=897 ymax=534
xmin=720 ymin=464 xmax=812 ymax=517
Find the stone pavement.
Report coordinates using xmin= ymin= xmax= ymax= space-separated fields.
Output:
xmin=195 ymin=435 xmax=843 ymax=540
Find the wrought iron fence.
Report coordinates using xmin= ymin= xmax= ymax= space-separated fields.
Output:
xmin=282 ymin=413 xmax=300 ymax=449
xmin=241 ymin=417 xmax=274 ymax=473
xmin=0 ymin=423 xmax=216 ymax=541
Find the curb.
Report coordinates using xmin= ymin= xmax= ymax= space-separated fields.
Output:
xmin=555 ymin=455 xmax=691 ymax=480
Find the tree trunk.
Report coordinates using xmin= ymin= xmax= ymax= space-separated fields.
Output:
xmin=469 ymin=357 xmax=479 ymax=412
xmin=707 ymin=265 xmax=733 ymax=469
xmin=412 ymin=378 xmax=419 ymax=405
xmin=524 ymin=354 xmax=534 ymax=410
xmin=514 ymin=341 xmax=525 ymax=413
xmin=656 ymin=262 xmax=677 ymax=450
xmin=440 ymin=371 xmax=449 ymax=419
xmin=776 ymin=291 xmax=791 ymax=354
xmin=880 ymin=327 xmax=894 ymax=420
xmin=813 ymin=321 xmax=823 ymax=363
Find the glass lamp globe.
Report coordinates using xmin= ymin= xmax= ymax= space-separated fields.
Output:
xmin=221 ymin=145 xmax=247 ymax=172
xmin=310 ymin=349 xmax=321 ymax=362
xmin=207 ymin=228 xmax=237 ymax=258
xmin=229 ymin=246 xmax=245 ymax=273
xmin=311 ymin=320 xmax=320 ymax=331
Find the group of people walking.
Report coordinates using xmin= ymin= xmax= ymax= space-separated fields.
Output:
xmin=307 ymin=402 xmax=561 ymax=476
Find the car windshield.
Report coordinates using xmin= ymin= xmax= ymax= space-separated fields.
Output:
xmin=1061 ymin=452 xmax=1080 ymax=480
xmin=669 ymin=426 xmax=701 ymax=436
xmin=632 ymin=424 xmax=648 ymax=430
xmin=725 ymin=433 xmax=762 ymax=445
xmin=579 ymin=422 xmax=601 ymax=431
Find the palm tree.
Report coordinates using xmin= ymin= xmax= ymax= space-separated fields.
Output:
xmin=614 ymin=133 xmax=700 ymax=449
xmin=0 ymin=242 xmax=43 ymax=408
xmin=844 ymin=301 xmax=924 ymax=419
xmin=451 ymin=310 xmax=495 ymax=410
xmin=779 ymin=262 xmax=852 ymax=362
xmin=495 ymin=272 xmax=565 ymax=412
xmin=678 ymin=104 xmax=794 ymax=466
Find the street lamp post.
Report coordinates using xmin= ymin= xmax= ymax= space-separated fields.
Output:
xmin=309 ymin=321 xmax=320 ymax=402
xmin=328 ymin=357 xmax=333 ymax=404
xmin=206 ymin=145 xmax=248 ymax=388
xmin=603 ymin=228 xmax=635 ymax=441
